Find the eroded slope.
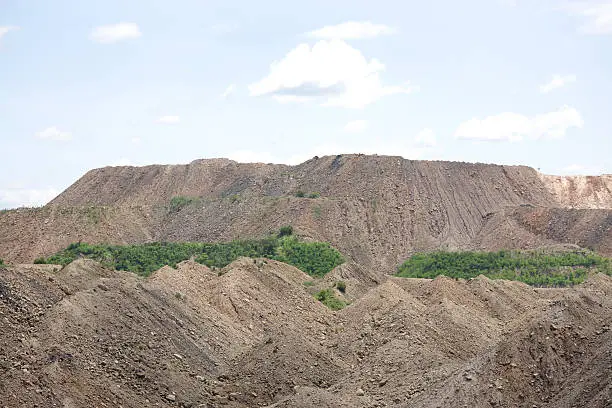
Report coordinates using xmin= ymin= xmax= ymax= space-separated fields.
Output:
xmin=1 ymin=260 xmax=610 ymax=407
xmin=3 ymin=156 xmax=611 ymax=271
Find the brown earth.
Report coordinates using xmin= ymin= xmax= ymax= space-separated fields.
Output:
xmin=1 ymin=259 xmax=610 ymax=407
xmin=538 ymin=173 xmax=612 ymax=209
xmin=1 ymin=155 xmax=612 ymax=407
xmin=1 ymin=155 xmax=611 ymax=270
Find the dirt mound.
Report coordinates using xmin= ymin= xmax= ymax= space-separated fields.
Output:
xmin=2 ymin=260 xmax=610 ymax=407
xmin=2 ymin=156 xmax=611 ymax=270
xmin=472 ymin=206 xmax=612 ymax=256
xmin=540 ymin=173 xmax=612 ymax=209
xmin=0 ymin=205 xmax=153 ymax=262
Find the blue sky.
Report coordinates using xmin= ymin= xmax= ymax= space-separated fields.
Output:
xmin=1 ymin=0 xmax=610 ymax=208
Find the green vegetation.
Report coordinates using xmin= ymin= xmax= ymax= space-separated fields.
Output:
xmin=396 ymin=250 xmax=612 ymax=287
xmin=168 ymin=196 xmax=200 ymax=213
xmin=294 ymin=190 xmax=321 ymax=199
xmin=315 ymin=288 xmax=348 ymax=311
xmin=303 ymin=280 xmax=315 ymax=287
xmin=279 ymin=225 xmax=293 ymax=237
xmin=312 ymin=205 xmax=322 ymax=219
xmin=335 ymin=280 xmax=346 ymax=293
xmin=274 ymin=238 xmax=344 ymax=278
xmin=35 ymin=231 xmax=344 ymax=278
xmin=0 ymin=258 xmax=5 ymax=267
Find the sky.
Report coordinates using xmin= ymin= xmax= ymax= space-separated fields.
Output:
xmin=0 ymin=0 xmax=611 ymax=209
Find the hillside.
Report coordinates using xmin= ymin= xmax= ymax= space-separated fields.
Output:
xmin=539 ymin=173 xmax=612 ymax=209
xmin=1 ymin=155 xmax=612 ymax=407
xmin=1 ymin=259 xmax=610 ymax=407
xmin=1 ymin=155 xmax=611 ymax=271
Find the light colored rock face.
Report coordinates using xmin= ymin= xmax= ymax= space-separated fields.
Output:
xmin=539 ymin=173 xmax=612 ymax=209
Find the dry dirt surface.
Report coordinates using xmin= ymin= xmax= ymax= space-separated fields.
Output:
xmin=539 ymin=173 xmax=612 ymax=209
xmin=1 ymin=259 xmax=611 ymax=408
xmin=1 ymin=155 xmax=611 ymax=269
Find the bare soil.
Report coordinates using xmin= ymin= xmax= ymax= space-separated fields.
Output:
xmin=1 ymin=155 xmax=611 ymax=407
xmin=1 ymin=259 xmax=610 ymax=407
xmin=1 ymin=156 xmax=611 ymax=269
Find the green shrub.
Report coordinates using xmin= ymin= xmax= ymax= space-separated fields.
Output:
xmin=36 ymin=228 xmax=344 ymax=278
xmin=279 ymin=225 xmax=293 ymax=237
xmin=315 ymin=288 xmax=347 ymax=311
xmin=33 ymin=257 xmax=47 ymax=264
xmin=335 ymin=281 xmax=346 ymax=293
xmin=303 ymin=280 xmax=315 ymax=287
xmin=0 ymin=258 xmax=4 ymax=266
xmin=274 ymin=236 xmax=344 ymax=278
xmin=168 ymin=196 xmax=199 ymax=213
xmin=396 ymin=250 xmax=611 ymax=287
xmin=308 ymin=192 xmax=320 ymax=199
xmin=295 ymin=190 xmax=305 ymax=198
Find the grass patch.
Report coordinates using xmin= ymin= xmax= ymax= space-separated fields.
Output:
xmin=295 ymin=190 xmax=321 ymax=199
xmin=312 ymin=205 xmax=322 ymax=219
xmin=315 ymin=288 xmax=348 ymax=311
xmin=168 ymin=196 xmax=200 ymax=213
xmin=396 ymin=250 xmax=612 ymax=287
xmin=35 ymin=231 xmax=344 ymax=278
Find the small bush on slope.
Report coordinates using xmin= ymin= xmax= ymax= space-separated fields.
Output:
xmin=315 ymin=288 xmax=347 ymax=311
xmin=396 ymin=250 xmax=612 ymax=287
xmin=335 ymin=280 xmax=346 ymax=293
xmin=168 ymin=196 xmax=200 ymax=213
xmin=278 ymin=225 xmax=293 ymax=237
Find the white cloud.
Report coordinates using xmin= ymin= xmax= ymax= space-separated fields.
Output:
xmin=455 ymin=106 xmax=583 ymax=142
xmin=414 ymin=128 xmax=437 ymax=147
xmin=90 ymin=23 xmax=142 ymax=44
xmin=343 ymin=120 xmax=368 ymax=133
xmin=249 ymin=39 xmax=416 ymax=109
xmin=566 ymin=2 xmax=612 ymax=34
xmin=0 ymin=187 xmax=59 ymax=208
xmin=0 ymin=26 xmax=19 ymax=41
xmin=306 ymin=21 xmax=397 ymax=40
xmin=131 ymin=137 xmax=141 ymax=144
xmin=156 ymin=115 xmax=180 ymax=124
xmin=36 ymin=126 xmax=72 ymax=141
xmin=221 ymin=84 xmax=236 ymax=98
xmin=539 ymin=74 xmax=577 ymax=93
